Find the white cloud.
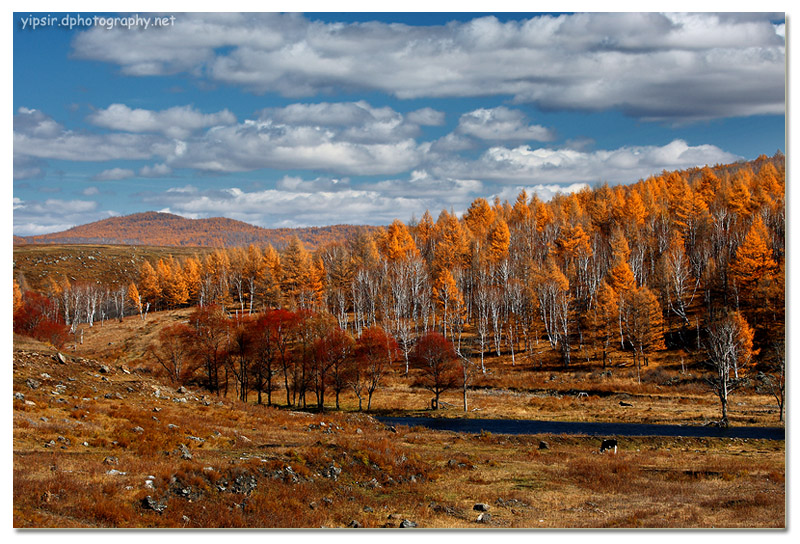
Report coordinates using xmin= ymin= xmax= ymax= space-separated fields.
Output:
xmin=276 ymin=175 xmax=350 ymax=192
xmin=71 ymin=12 xmax=785 ymax=122
xmin=406 ymin=107 xmax=446 ymax=126
xmin=14 ymin=108 xmax=165 ymax=162
xmin=140 ymin=185 xmax=431 ymax=228
xmin=13 ymin=197 xmax=112 ymax=236
xmin=165 ymin=115 xmax=427 ymax=175
xmin=449 ymin=139 xmax=741 ymax=185
xmin=93 ymin=168 xmax=135 ymax=181
xmin=491 ymin=183 xmax=590 ymax=204
xmin=88 ymin=104 xmax=236 ymax=138
xmin=139 ymin=163 xmax=173 ymax=177
xmin=456 ymin=107 xmax=554 ymax=142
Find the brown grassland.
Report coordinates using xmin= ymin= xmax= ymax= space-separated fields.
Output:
xmin=13 ymin=307 xmax=785 ymax=528
xmin=13 ymin=244 xmax=216 ymax=292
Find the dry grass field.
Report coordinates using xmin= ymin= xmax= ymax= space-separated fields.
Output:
xmin=13 ymin=244 xmax=215 ymax=291
xmin=12 ymin=309 xmax=786 ymax=528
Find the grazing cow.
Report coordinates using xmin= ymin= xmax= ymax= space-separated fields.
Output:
xmin=599 ymin=438 xmax=618 ymax=454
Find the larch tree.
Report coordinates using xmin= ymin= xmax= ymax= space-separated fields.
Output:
xmin=182 ymin=256 xmax=203 ymax=306
xmin=243 ymin=244 xmax=266 ymax=314
xmin=279 ymin=237 xmax=311 ymax=307
xmin=138 ymin=260 xmax=160 ymax=311
xmin=377 ymin=219 xmax=419 ymax=263
xmin=730 ymin=215 xmax=777 ymax=290
xmin=433 ymin=209 xmax=468 ymax=272
xmin=590 ymin=280 xmax=619 ymax=368
xmin=485 ymin=219 xmax=511 ymax=265
xmin=463 ymin=197 xmax=496 ymax=239
xmin=704 ymin=311 xmax=756 ymax=426
xmin=412 ymin=209 xmax=436 ymax=264
xmin=433 ymin=268 xmax=463 ymax=340
xmin=127 ymin=282 xmax=143 ymax=320
xmin=624 ymin=286 xmax=664 ymax=383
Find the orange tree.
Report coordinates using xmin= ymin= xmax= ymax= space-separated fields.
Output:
xmin=704 ymin=311 xmax=756 ymax=426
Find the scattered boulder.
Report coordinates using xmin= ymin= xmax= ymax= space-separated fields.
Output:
xmin=141 ymin=495 xmax=167 ymax=514
xmin=178 ymin=444 xmax=192 ymax=461
xmin=103 ymin=456 xmax=119 ymax=465
xmin=476 ymin=513 xmax=491 ymax=524
xmin=14 ymin=392 xmax=24 ymax=401
xmin=26 ymin=378 xmax=41 ymax=390
xmin=40 ymin=373 xmax=51 ymax=379
xmin=473 ymin=503 xmax=490 ymax=512
xmin=322 ymin=463 xmax=342 ymax=481
xmin=619 ymin=401 xmax=633 ymax=407
xmin=347 ymin=520 xmax=362 ymax=528
xmin=99 ymin=365 xmax=111 ymax=374
xmin=106 ymin=469 xmax=127 ymax=476
xmin=232 ymin=473 xmax=258 ymax=494
xmin=363 ymin=506 xmax=373 ymax=513
xmin=538 ymin=440 xmax=550 ymax=450
xmin=495 ymin=497 xmax=529 ymax=508
xmin=55 ymin=352 xmax=67 ymax=364
xmin=399 ymin=519 xmax=417 ymax=528
xmin=429 ymin=501 xmax=467 ymax=519
xmin=132 ymin=426 xmax=145 ymax=433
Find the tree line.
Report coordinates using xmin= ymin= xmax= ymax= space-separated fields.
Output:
xmin=13 ymin=153 xmax=785 ymax=421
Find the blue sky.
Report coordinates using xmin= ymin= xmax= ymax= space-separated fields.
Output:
xmin=12 ymin=11 xmax=786 ymax=236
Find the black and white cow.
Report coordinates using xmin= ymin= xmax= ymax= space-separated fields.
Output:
xmin=599 ymin=438 xmax=618 ymax=454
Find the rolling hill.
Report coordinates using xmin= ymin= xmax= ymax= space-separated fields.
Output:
xmin=17 ymin=211 xmax=378 ymax=249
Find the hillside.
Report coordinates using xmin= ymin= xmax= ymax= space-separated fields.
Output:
xmin=19 ymin=211 xmax=378 ymax=250
xmin=12 ymin=324 xmax=785 ymax=528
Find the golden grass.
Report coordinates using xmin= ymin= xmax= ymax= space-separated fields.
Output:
xmin=13 ymin=313 xmax=785 ymax=528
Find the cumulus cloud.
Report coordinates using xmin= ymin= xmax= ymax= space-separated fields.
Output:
xmin=13 ymin=197 xmax=113 ymax=236
xmin=139 ymin=163 xmax=173 ymax=177
xmin=88 ymin=104 xmax=236 ymax=138
xmin=448 ymin=139 xmax=741 ymax=185
xmin=71 ymin=12 xmax=785 ymax=122
xmin=406 ymin=107 xmax=446 ymax=126
xmin=490 ymin=183 xmax=590 ymax=204
xmin=276 ymin=175 xmax=350 ymax=192
xmin=165 ymin=110 xmax=428 ymax=175
xmin=140 ymin=185 xmax=431 ymax=228
xmin=93 ymin=168 xmax=135 ymax=181
xmin=14 ymin=107 xmax=165 ymax=162
xmin=456 ymin=107 xmax=555 ymax=142
xmin=13 ymin=103 xmax=427 ymax=176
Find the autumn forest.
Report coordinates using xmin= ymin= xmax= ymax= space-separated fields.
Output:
xmin=13 ymin=153 xmax=786 ymax=425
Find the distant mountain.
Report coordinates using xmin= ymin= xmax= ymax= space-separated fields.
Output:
xmin=19 ymin=211 xmax=379 ymax=249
